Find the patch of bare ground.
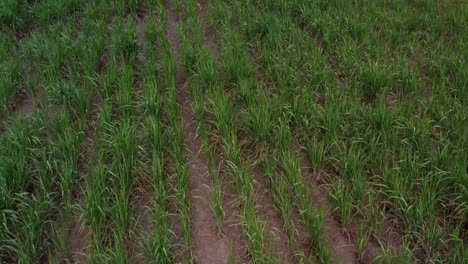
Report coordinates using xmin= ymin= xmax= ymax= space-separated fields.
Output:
xmin=131 ymin=186 xmax=154 ymax=263
xmin=164 ymin=1 xmax=190 ymax=261
xmin=66 ymin=217 xmax=89 ymax=264
xmin=252 ymin=166 xmax=295 ymax=263
xmin=178 ymin=80 xmax=231 ymax=263
xmin=165 ymin=0 xmax=180 ymax=55
xmin=379 ymin=219 xmax=403 ymax=253
xmin=295 ymin=144 xmax=403 ymax=263
xmin=165 ymin=0 xmax=244 ymax=263
xmin=197 ymin=0 xmax=220 ymax=59
xmin=235 ymin=19 xmax=309 ymax=261
xmin=130 ymin=8 xmax=157 ymax=263
xmin=63 ymin=33 xmax=110 ymax=260
xmin=12 ymin=90 xmax=34 ymax=117
xmin=197 ymin=3 xmax=254 ymax=263
xmin=386 ymin=92 xmax=398 ymax=110
xmin=292 ymin=204 xmax=313 ymax=261
xmin=66 ymin=91 xmax=101 ymax=264
xmin=295 ymin=145 xmax=403 ymax=263
xmin=136 ymin=7 xmax=148 ymax=62
xmin=234 ymin=20 xmax=307 ymax=261
xmin=295 ymin=146 xmax=359 ymax=264
xmin=359 ymin=217 xmax=403 ymax=263
xmin=222 ymin=178 xmax=250 ymax=264
xmin=291 ymin=14 xmax=350 ymax=93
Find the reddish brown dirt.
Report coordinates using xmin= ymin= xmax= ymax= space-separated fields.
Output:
xmin=165 ymin=0 xmax=243 ymax=263
xmin=222 ymin=180 xmax=250 ymax=264
xmin=198 ymin=1 xmax=220 ymax=59
xmin=66 ymin=48 xmax=105 ymax=262
xmin=131 ymin=192 xmax=154 ymax=263
xmin=233 ymin=20 xmax=310 ymax=261
xmin=12 ymin=92 xmax=34 ymax=117
xmin=196 ymin=3 xmax=252 ymax=262
xmin=296 ymin=146 xmax=359 ymax=264
xmin=178 ymin=80 xmax=231 ymax=263
xmin=66 ymin=111 xmax=98 ymax=263
xmin=131 ymin=8 xmax=157 ymax=263
xmin=165 ymin=0 xmax=180 ymax=54
xmin=136 ymin=7 xmax=147 ymax=62
xmin=292 ymin=204 xmax=313 ymax=262
xmin=380 ymin=218 xmax=403 ymax=253
xmin=67 ymin=218 xmax=88 ymax=264
xmin=359 ymin=217 xmax=403 ymax=263
xmin=164 ymin=1 xmax=190 ymax=261
xmin=252 ymin=166 xmax=295 ymax=263
xmin=98 ymin=47 xmax=110 ymax=74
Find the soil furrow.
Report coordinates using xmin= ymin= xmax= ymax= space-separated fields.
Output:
xmin=136 ymin=7 xmax=148 ymax=63
xmin=201 ymin=2 xmax=297 ymax=260
xmin=236 ymin=26 xmax=308 ymax=262
xmin=12 ymin=91 xmax=34 ymax=118
xmin=292 ymin=18 xmax=348 ymax=85
xmin=131 ymin=9 xmax=156 ymax=263
xmin=178 ymin=81 xmax=230 ymax=263
xmin=165 ymin=0 xmax=234 ymax=263
xmin=222 ymin=182 xmax=250 ymax=263
xmin=164 ymin=2 xmax=188 ymax=259
xmin=165 ymin=0 xmax=180 ymax=56
xmin=252 ymin=166 xmax=295 ymax=263
xmin=198 ymin=0 xmax=220 ymax=59
xmin=67 ymin=218 xmax=88 ymax=264
xmin=66 ymin=82 xmax=103 ymax=264
xmin=296 ymin=146 xmax=359 ymax=264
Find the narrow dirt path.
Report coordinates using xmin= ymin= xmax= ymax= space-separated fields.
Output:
xmin=198 ymin=0 xmax=220 ymax=59
xmin=66 ymin=83 xmax=103 ymax=264
xmin=52 ymin=101 xmax=97 ymax=264
xmin=136 ymin=7 xmax=148 ymax=62
xmin=296 ymin=147 xmax=359 ymax=264
xmin=238 ymin=25 xmax=353 ymax=262
xmin=177 ymin=82 xmax=231 ymax=263
xmin=132 ymin=8 xmax=158 ymax=263
xmin=165 ymin=0 xmax=180 ymax=56
xmin=252 ymin=166 xmax=295 ymax=263
xmin=12 ymin=91 xmax=34 ymax=117
xmin=165 ymin=0 xmax=234 ymax=263
xmin=164 ymin=2 xmax=188 ymax=259
xmin=67 ymin=218 xmax=88 ymax=264
xmin=196 ymin=2 xmax=256 ymax=263
xmin=63 ymin=18 xmax=116 ymax=262
xmin=233 ymin=24 xmax=306 ymax=262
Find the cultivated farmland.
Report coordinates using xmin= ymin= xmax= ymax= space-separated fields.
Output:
xmin=0 ymin=0 xmax=467 ymax=263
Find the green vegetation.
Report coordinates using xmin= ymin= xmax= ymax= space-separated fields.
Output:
xmin=1 ymin=0 xmax=466 ymax=263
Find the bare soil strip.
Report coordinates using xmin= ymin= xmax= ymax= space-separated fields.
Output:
xmin=178 ymin=81 xmax=231 ymax=263
xmin=222 ymin=182 xmax=250 ymax=263
xmin=67 ymin=218 xmax=88 ymax=264
xmin=136 ymin=7 xmax=148 ymax=63
xmin=165 ymin=0 xmax=180 ymax=55
xmin=252 ymin=166 xmax=295 ymax=263
xmin=198 ymin=2 xmax=279 ymax=262
xmin=360 ymin=215 xmax=403 ymax=263
xmin=198 ymin=1 xmax=220 ymax=59
xmin=164 ymin=1 xmax=188 ymax=260
xmin=239 ymin=33 xmax=309 ymax=261
xmin=66 ymin=87 xmax=102 ymax=264
xmin=292 ymin=18 xmax=347 ymax=83
xmin=132 ymin=192 xmax=154 ymax=263
xmin=132 ymin=9 xmax=157 ymax=263
xmin=12 ymin=91 xmax=34 ymax=117
xmin=165 ymin=1 xmax=236 ymax=263
xmin=296 ymin=147 xmax=359 ymax=264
